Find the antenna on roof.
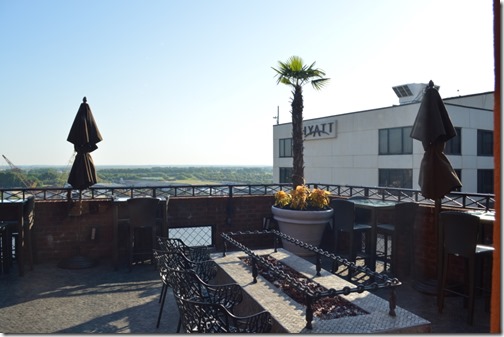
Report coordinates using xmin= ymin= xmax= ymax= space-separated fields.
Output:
xmin=273 ymin=106 xmax=279 ymax=125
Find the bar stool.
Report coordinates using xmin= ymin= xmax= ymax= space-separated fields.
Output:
xmin=3 ymin=196 xmax=35 ymax=276
xmin=331 ymin=199 xmax=372 ymax=267
xmin=126 ymin=197 xmax=160 ymax=270
xmin=0 ymin=222 xmax=10 ymax=274
xmin=437 ymin=211 xmax=494 ymax=325
xmin=375 ymin=202 xmax=418 ymax=276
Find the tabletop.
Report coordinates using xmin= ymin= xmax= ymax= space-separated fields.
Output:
xmin=466 ymin=210 xmax=496 ymax=223
xmin=112 ymin=197 xmax=167 ymax=203
xmin=349 ymin=199 xmax=398 ymax=208
xmin=0 ymin=199 xmax=27 ymax=221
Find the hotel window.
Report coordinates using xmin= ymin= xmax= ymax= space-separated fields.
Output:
xmin=378 ymin=169 xmax=413 ymax=189
xmin=279 ymin=167 xmax=293 ymax=184
xmin=279 ymin=138 xmax=293 ymax=158
xmin=477 ymin=169 xmax=494 ymax=193
xmin=445 ymin=127 xmax=462 ymax=155
xmin=477 ymin=130 xmax=493 ymax=156
xmin=379 ymin=127 xmax=413 ymax=155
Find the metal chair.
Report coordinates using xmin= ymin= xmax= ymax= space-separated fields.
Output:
xmin=331 ymin=199 xmax=372 ymax=268
xmin=166 ymin=268 xmax=244 ymax=331
xmin=375 ymin=202 xmax=419 ymax=276
xmin=156 ymin=236 xmax=211 ymax=262
xmin=174 ymin=294 xmax=272 ymax=333
xmin=126 ymin=197 xmax=160 ymax=270
xmin=153 ymin=249 xmax=219 ymax=329
xmin=437 ymin=211 xmax=494 ymax=325
xmin=5 ymin=196 xmax=35 ymax=275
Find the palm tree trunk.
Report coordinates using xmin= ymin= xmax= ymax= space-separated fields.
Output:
xmin=291 ymin=85 xmax=304 ymax=189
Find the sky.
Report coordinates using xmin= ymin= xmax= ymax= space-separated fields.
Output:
xmin=0 ymin=0 xmax=495 ymax=167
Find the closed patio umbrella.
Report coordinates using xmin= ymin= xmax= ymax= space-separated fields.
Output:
xmin=67 ymin=97 xmax=103 ymax=191
xmin=410 ymin=80 xmax=461 ymax=199
xmin=59 ymin=97 xmax=103 ymax=269
xmin=410 ymin=80 xmax=461 ymax=294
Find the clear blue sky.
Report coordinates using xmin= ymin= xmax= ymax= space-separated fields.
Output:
xmin=0 ymin=0 xmax=495 ymax=167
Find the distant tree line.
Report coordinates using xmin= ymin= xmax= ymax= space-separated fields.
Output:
xmin=0 ymin=168 xmax=65 ymax=188
xmin=0 ymin=166 xmax=273 ymax=188
xmin=98 ymin=166 xmax=273 ymax=185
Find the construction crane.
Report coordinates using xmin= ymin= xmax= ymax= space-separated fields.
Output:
xmin=2 ymin=154 xmax=37 ymax=188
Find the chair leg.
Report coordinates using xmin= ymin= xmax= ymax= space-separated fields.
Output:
xmin=17 ymin=232 xmax=25 ymax=277
xmin=463 ymin=259 xmax=470 ymax=309
xmin=25 ymin=229 xmax=34 ymax=271
xmin=333 ymin=231 xmax=340 ymax=255
xmin=383 ymin=233 xmax=389 ymax=271
xmin=349 ymin=232 xmax=356 ymax=262
xmin=467 ymin=257 xmax=476 ymax=325
xmin=481 ymin=254 xmax=493 ymax=312
xmin=364 ymin=231 xmax=373 ymax=268
xmin=159 ymin=283 xmax=166 ymax=303
xmin=156 ymin=283 xmax=168 ymax=328
xmin=391 ymin=232 xmax=398 ymax=276
xmin=128 ymin=229 xmax=133 ymax=272
xmin=438 ymin=253 xmax=448 ymax=313
xmin=176 ymin=317 xmax=181 ymax=333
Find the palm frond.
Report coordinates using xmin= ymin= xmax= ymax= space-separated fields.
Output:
xmin=311 ymin=78 xmax=330 ymax=90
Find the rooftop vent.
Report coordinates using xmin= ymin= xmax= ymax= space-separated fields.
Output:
xmin=392 ymin=83 xmax=440 ymax=104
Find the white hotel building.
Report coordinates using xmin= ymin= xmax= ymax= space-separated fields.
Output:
xmin=272 ymin=84 xmax=494 ymax=194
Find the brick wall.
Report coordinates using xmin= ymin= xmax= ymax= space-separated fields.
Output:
xmin=29 ymin=196 xmax=473 ymax=283
xmin=31 ymin=196 xmax=276 ymax=264
xmin=32 ymin=200 xmax=116 ymax=263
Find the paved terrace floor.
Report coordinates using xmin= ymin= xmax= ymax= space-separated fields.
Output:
xmin=0 ymin=258 xmax=491 ymax=334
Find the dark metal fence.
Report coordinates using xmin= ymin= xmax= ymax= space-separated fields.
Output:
xmin=0 ymin=183 xmax=495 ymax=210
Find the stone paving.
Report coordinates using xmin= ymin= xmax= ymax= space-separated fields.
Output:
xmin=0 ymin=256 xmax=491 ymax=334
xmin=0 ymin=262 xmax=178 ymax=334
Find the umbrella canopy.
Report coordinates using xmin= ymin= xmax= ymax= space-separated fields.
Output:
xmin=410 ymin=81 xmax=462 ymax=295
xmin=67 ymin=97 xmax=103 ymax=191
xmin=410 ymin=81 xmax=461 ymax=199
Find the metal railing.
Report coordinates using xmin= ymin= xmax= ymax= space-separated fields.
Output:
xmin=0 ymin=183 xmax=495 ymax=210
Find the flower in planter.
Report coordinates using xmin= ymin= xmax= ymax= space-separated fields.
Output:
xmin=274 ymin=185 xmax=331 ymax=211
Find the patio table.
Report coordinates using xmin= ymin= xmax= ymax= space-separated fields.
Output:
xmin=348 ymin=199 xmax=398 ymax=272
xmin=465 ymin=210 xmax=495 ymax=245
xmin=112 ymin=197 xmax=169 ymax=270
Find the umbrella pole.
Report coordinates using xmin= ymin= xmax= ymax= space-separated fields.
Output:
xmin=413 ymin=198 xmax=442 ymax=295
xmin=58 ymin=191 xmax=97 ymax=269
xmin=435 ymin=198 xmax=442 ymax=299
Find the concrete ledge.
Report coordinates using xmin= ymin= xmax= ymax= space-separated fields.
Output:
xmin=212 ymin=249 xmax=431 ymax=333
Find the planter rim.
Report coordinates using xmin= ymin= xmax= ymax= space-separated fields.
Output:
xmin=271 ymin=205 xmax=333 ymax=213
xmin=271 ymin=205 xmax=334 ymax=224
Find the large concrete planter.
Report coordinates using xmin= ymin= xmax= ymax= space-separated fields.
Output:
xmin=271 ymin=206 xmax=334 ymax=257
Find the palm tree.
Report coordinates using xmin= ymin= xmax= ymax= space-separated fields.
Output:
xmin=272 ymin=56 xmax=330 ymax=189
